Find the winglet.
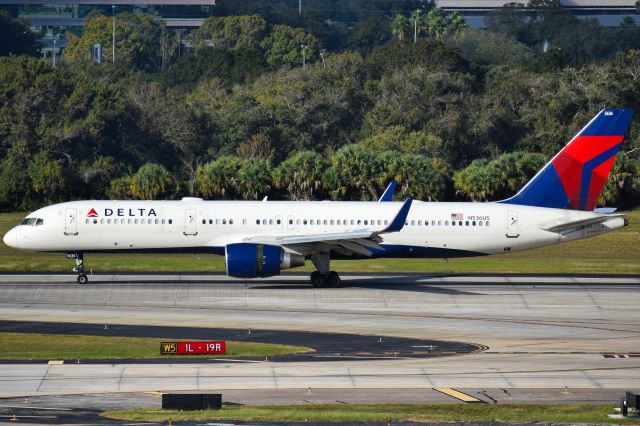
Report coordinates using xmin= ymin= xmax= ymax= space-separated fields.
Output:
xmin=378 ymin=180 xmax=397 ymax=202
xmin=382 ymin=198 xmax=413 ymax=233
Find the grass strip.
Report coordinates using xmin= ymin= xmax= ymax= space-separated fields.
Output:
xmin=0 ymin=332 xmax=313 ymax=360
xmin=102 ymin=403 xmax=639 ymax=424
xmin=1 ymin=210 xmax=639 ymax=274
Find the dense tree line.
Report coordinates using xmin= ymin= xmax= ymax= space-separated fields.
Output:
xmin=0 ymin=1 xmax=639 ymax=212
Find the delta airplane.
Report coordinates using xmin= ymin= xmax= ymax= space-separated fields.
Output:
xmin=2 ymin=109 xmax=634 ymax=287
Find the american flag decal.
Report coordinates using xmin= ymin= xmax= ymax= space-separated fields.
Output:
xmin=451 ymin=213 xmax=463 ymax=220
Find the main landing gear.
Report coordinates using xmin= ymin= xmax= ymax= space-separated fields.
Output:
xmin=66 ymin=252 xmax=88 ymax=284
xmin=309 ymin=251 xmax=341 ymax=288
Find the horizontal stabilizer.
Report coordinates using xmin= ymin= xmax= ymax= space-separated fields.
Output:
xmin=542 ymin=214 xmax=625 ymax=233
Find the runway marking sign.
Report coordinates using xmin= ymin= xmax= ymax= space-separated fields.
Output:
xmin=161 ymin=341 xmax=226 ymax=355
xmin=435 ymin=387 xmax=483 ymax=403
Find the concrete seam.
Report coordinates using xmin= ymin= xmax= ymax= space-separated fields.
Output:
xmin=581 ymin=284 xmax=602 ymax=310
xmin=103 ymin=284 xmax=111 ymax=306
xmin=380 ymin=289 xmax=388 ymax=308
xmin=35 ymin=366 xmax=50 ymax=393
xmin=196 ymin=367 xmax=200 ymax=391
xmin=496 ymin=368 xmax=514 ymax=387
xmin=32 ymin=285 xmax=43 ymax=304
xmin=118 ymin=366 xmax=126 ymax=391
xmin=581 ymin=370 xmax=602 ymax=388
xmin=173 ymin=285 xmax=178 ymax=307
xmin=512 ymin=283 xmax=530 ymax=309
xmin=271 ymin=367 xmax=278 ymax=388
xmin=420 ymin=368 xmax=434 ymax=387
xmin=347 ymin=368 xmax=356 ymax=388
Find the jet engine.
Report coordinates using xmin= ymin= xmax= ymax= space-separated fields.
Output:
xmin=225 ymin=243 xmax=305 ymax=278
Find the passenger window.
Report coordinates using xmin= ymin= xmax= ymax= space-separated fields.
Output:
xmin=432 ymin=220 xmax=436 ymax=226
xmin=337 ymin=220 xmax=341 ymax=225
xmin=135 ymin=219 xmax=139 ymax=224
xmin=262 ymin=219 xmax=267 ymax=225
xmin=155 ymin=219 xmax=159 ymax=224
xmin=229 ymin=219 xmax=233 ymax=225
xmin=208 ymin=219 xmax=212 ymax=225
xmin=310 ymin=220 xmax=314 ymax=225
xmin=425 ymin=220 xmax=428 ymax=226
xmin=107 ymin=219 xmax=112 ymax=224
xmin=478 ymin=221 xmax=483 ymax=226
xmin=289 ymin=219 xmax=293 ymax=225
xmin=351 ymin=220 xmax=355 ymax=225
xmin=162 ymin=219 xmax=166 ymax=225
xmin=378 ymin=220 xmax=382 ymax=225
xmin=438 ymin=220 xmax=442 ymax=226
xmin=277 ymin=219 xmax=282 ymax=225
xmin=36 ymin=218 xmax=44 ymax=226
xmin=128 ymin=219 xmax=132 ymax=224
xmin=323 ymin=219 xmax=327 ymax=225
xmin=357 ymin=220 xmax=361 ymax=225
xmin=269 ymin=219 xmax=273 ymax=225
xmin=168 ymin=219 xmax=173 ymax=224
xmin=486 ymin=221 xmax=490 ymax=227
xmin=452 ymin=221 xmax=456 ymax=226
xmin=202 ymin=219 xmax=206 ymax=225
xmin=459 ymin=221 xmax=463 ymax=226
xmin=93 ymin=219 xmax=98 ymax=224
xmin=445 ymin=220 xmax=449 ymax=226
xmin=303 ymin=219 xmax=307 ymax=225
xmin=418 ymin=220 xmax=422 ymax=225
xmin=101 ymin=219 xmax=105 ymax=224
xmin=384 ymin=220 xmax=388 ymax=225
xmin=223 ymin=219 xmax=227 ymax=225
xmin=365 ymin=220 xmax=369 ymax=225
xmin=466 ymin=221 xmax=469 ymax=226
xmin=256 ymin=219 xmax=260 ymax=225
xmin=85 ymin=219 xmax=89 ymax=224
xmin=243 ymin=219 xmax=247 ymax=225
xmin=297 ymin=219 xmax=301 ymax=225
xmin=472 ymin=221 xmax=476 ymax=226
xmin=330 ymin=220 xmax=334 ymax=225
xmin=141 ymin=219 xmax=145 ymax=224
xmin=411 ymin=220 xmax=415 ymax=226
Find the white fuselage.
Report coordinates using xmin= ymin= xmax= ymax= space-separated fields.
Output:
xmin=2 ymin=198 xmax=625 ymax=259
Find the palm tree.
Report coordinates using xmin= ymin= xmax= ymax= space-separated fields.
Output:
xmin=409 ymin=9 xmax=424 ymax=43
xmin=448 ymin=12 xmax=469 ymax=36
xmin=426 ymin=8 xmax=448 ymax=41
xmin=391 ymin=14 xmax=408 ymax=42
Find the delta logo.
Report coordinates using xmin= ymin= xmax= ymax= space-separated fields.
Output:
xmin=86 ymin=207 xmax=157 ymax=217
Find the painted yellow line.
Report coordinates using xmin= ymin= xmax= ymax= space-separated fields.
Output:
xmin=47 ymin=360 xmax=64 ymax=365
xmin=435 ymin=387 xmax=482 ymax=403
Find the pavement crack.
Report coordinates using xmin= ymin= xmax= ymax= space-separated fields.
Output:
xmin=35 ymin=366 xmax=50 ymax=393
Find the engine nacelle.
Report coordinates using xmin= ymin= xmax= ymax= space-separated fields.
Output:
xmin=225 ymin=243 xmax=305 ymax=278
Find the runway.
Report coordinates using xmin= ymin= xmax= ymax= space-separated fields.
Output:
xmin=0 ymin=273 xmax=639 ymax=400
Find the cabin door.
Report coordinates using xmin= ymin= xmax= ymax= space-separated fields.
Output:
xmin=64 ymin=208 xmax=78 ymax=236
xmin=184 ymin=209 xmax=197 ymax=236
xmin=506 ymin=211 xmax=519 ymax=238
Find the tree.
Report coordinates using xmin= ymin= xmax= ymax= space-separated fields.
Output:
xmin=236 ymin=132 xmax=275 ymax=161
xmin=391 ymin=14 xmax=408 ymax=42
xmin=130 ymin=163 xmax=173 ymax=199
xmin=236 ymin=159 xmax=272 ymax=199
xmin=0 ymin=11 xmax=41 ymax=56
xmin=196 ymin=156 xmax=241 ymax=199
xmin=260 ymin=25 xmax=319 ymax=68
xmin=63 ymin=13 xmax=163 ymax=71
xmin=323 ymin=145 xmax=380 ymax=200
xmin=272 ymin=150 xmax=326 ymax=200
xmin=448 ymin=12 xmax=469 ymax=35
xmin=410 ymin=10 xmax=425 ymax=43
xmin=426 ymin=8 xmax=448 ymax=40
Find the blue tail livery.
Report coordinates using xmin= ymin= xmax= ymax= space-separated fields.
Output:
xmin=501 ymin=109 xmax=634 ymax=210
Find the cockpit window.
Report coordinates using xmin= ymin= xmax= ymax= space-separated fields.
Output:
xmin=28 ymin=218 xmax=37 ymax=226
xmin=20 ymin=217 xmax=43 ymax=226
xmin=20 ymin=218 xmax=30 ymax=225
xmin=36 ymin=218 xmax=44 ymax=226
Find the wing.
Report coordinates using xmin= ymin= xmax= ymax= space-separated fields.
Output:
xmin=542 ymin=214 xmax=625 ymax=234
xmin=241 ymin=198 xmax=413 ymax=257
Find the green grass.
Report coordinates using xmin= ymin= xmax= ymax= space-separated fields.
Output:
xmin=1 ymin=210 xmax=639 ymax=274
xmin=103 ymin=403 xmax=640 ymax=424
xmin=0 ymin=332 xmax=313 ymax=360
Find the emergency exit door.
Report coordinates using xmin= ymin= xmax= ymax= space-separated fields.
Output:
xmin=184 ymin=209 xmax=197 ymax=236
xmin=506 ymin=211 xmax=519 ymax=238
xmin=64 ymin=208 xmax=78 ymax=236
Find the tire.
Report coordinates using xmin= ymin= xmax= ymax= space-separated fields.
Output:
xmin=77 ymin=274 xmax=88 ymax=285
xmin=310 ymin=271 xmax=325 ymax=288
xmin=326 ymin=271 xmax=341 ymax=288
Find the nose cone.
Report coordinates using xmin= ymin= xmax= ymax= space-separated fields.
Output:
xmin=3 ymin=228 xmax=17 ymax=248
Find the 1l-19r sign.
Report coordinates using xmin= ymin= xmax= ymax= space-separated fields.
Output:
xmin=161 ymin=341 xmax=226 ymax=355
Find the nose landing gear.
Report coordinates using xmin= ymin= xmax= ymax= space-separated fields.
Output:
xmin=66 ymin=252 xmax=88 ymax=284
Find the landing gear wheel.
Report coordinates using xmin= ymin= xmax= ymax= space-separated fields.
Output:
xmin=77 ymin=274 xmax=88 ymax=285
xmin=326 ymin=271 xmax=341 ymax=288
xmin=311 ymin=271 xmax=325 ymax=288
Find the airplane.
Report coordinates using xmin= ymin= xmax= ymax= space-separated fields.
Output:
xmin=2 ymin=108 xmax=634 ymax=287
